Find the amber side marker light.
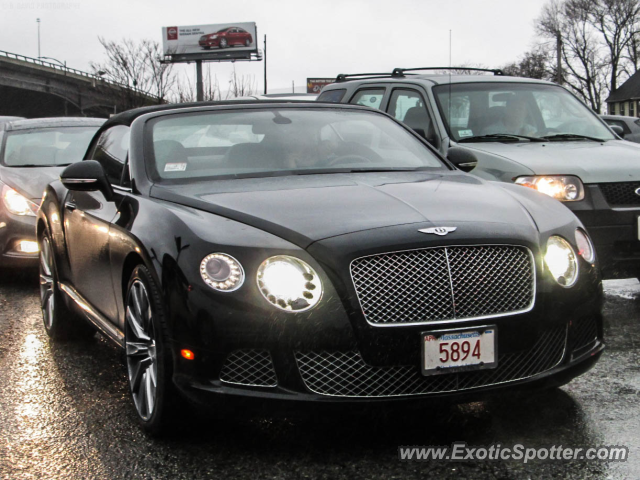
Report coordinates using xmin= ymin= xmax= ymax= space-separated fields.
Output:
xmin=181 ymin=349 xmax=195 ymax=360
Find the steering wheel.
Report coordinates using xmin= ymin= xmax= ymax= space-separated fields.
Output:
xmin=327 ymin=154 xmax=374 ymax=166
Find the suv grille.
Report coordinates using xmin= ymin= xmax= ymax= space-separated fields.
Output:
xmin=219 ymin=350 xmax=277 ymax=387
xmin=599 ymin=182 xmax=640 ymax=206
xmin=350 ymin=245 xmax=534 ymax=325
xmin=295 ymin=326 xmax=566 ymax=397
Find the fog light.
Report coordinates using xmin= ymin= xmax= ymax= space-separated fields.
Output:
xmin=16 ymin=240 xmax=39 ymax=254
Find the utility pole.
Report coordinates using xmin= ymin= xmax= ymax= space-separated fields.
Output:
xmin=292 ymin=80 xmax=294 ymax=93
xmin=556 ymin=32 xmax=563 ymax=85
xmin=263 ymin=34 xmax=267 ymax=95
xmin=37 ymin=18 xmax=41 ymax=58
xmin=196 ymin=60 xmax=203 ymax=101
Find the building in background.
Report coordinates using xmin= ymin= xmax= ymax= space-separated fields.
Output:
xmin=606 ymin=71 xmax=640 ymax=117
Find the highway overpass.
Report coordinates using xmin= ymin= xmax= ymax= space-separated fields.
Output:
xmin=0 ymin=51 xmax=161 ymax=118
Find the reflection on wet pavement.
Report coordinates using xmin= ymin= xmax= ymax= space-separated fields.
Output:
xmin=0 ymin=274 xmax=638 ymax=479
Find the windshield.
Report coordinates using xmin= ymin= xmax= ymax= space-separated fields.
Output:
xmin=2 ymin=126 xmax=99 ymax=167
xmin=148 ymin=108 xmax=446 ymax=182
xmin=433 ymin=83 xmax=615 ymax=142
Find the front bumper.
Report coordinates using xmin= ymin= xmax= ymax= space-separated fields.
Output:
xmin=569 ymin=183 xmax=640 ymax=279
xmin=0 ymin=209 xmax=38 ymax=267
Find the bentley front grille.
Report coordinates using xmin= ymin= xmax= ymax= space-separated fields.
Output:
xmin=599 ymin=182 xmax=640 ymax=206
xmin=295 ymin=326 xmax=566 ymax=397
xmin=571 ymin=316 xmax=599 ymax=355
xmin=350 ymin=245 xmax=535 ymax=325
xmin=219 ymin=350 xmax=277 ymax=387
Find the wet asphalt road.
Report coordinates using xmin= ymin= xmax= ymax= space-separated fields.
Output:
xmin=0 ymin=273 xmax=638 ymax=480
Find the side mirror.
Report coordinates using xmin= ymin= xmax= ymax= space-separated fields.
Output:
xmin=609 ymin=125 xmax=625 ymax=137
xmin=447 ymin=147 xmax=478 ymax=172
xmin=60 ymin=160 xmax=114 ymax=201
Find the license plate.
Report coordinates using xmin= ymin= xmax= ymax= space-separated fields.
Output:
xmin=421 ymin=326 xmax=497 ymax=376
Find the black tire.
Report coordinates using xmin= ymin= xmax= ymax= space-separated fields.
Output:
xmin=124 ymin=265 xmax=179 ymax=434
xmin=39 ymin=230 xmax=94 ymax=341
xmin=219 ymin=38 xmax=228 ymax=48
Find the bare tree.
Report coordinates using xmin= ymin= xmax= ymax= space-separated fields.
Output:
xmin=585 ymin=0 xmax=640 ymax=91
xmin=503 ymin=48 xmax=553 ymax=79
xmin=91 ymin=37 xmax=175 ymax=108
xmin=227 ymin=70 xmax=257 ymax=97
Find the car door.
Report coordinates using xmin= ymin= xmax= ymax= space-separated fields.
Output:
xmin=64 ymin=125 xmax=129 ymax=322
xmin=386 ymin=87 xmax=440 ymax=148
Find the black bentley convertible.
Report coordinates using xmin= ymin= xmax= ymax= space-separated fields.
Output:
xmin=37 ymin=101 xmax=604 ymax=432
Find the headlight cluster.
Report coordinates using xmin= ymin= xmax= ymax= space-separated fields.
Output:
xmin=200 ymin=253 xmax=244 ymax=292
xmin=200 ymin=253 xmax=323 ymax=312
xmin=515 ymin=175 xmax=584 ymax=202
xmin=2 ymin=185 xmax=38 ymax=216
xmin=257 ymin=256 xmax=322 ymax=312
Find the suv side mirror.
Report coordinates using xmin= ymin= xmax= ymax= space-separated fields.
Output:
xmin=609 ymin=125 xmax=625 ymax=137
xmin=447 ymin=147 xmax=478 ymax=172
xmin=60 ymin=160 xmax=114 ymax=201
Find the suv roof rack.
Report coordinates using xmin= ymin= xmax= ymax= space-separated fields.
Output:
xmin=392 ymin=67 xmax=504 ymax=76
xmin=334 ymin=67 xmax=504 ymax=83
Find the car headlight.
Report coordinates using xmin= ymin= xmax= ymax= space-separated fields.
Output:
xmin=544 ymin=236 xmax=579 ymax=287
xmin=515 ymin=175 xmax=584 ymax=201
xmin=257 ymin=255 xmax=322 ymax=312
xmin=2 ymin=185 xmax=38 ymax=216
xmin=575 ymin=229 xmax=595 ymax=263
xmin=200 ymin=253 xmax=244 ymax=292
xmin=212 ymin=35 xmax=218 ymax=39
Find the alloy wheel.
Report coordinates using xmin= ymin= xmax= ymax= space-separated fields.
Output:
xmin=125 ymin=280 xmax=158 ymax=421
xmin=39 ymin=237 xmax=55 ymax=331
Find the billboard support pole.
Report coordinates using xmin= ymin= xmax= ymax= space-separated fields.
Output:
xmin=263 ymin=34 xmax=267 ymax=95
xmin=196 ymin=60 xmax=204 ymax=101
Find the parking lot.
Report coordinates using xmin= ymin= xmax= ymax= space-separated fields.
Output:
xmin=0 ymin=272 xmax=637 ymax=479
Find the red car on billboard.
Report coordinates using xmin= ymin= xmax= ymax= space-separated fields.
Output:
xmin=199 ymin=27 xmax=253 ymax=49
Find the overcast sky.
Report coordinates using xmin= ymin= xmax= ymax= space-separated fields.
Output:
xmin=0 ymin=0 xmax=549 ymax=94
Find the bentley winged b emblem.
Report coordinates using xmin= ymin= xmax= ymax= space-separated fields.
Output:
xmin=419 ymin=226 xmax=457 ymax=236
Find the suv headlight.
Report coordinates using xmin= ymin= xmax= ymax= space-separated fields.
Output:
xmin=515 ymin=175 xmax=584 ymax=201
xmin=257 ymin=255 xmax=322 ymax=312
xmin=545 ymin=236 xmax=579 ymax=287
xmin=2 ymin=185 xmax=38 ymax=216
xmin=200 ymin=253 xmax=245 ymax=292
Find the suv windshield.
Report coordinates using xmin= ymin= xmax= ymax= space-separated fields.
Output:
xmin=2 ymin=126 xmax=99 ymax=167
xmin=433 ymin=83 xmax=615 ymax=143
xmin=149 ymin=108 xmax=446 ymax=182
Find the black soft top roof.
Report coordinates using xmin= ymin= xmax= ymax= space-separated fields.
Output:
xmin=100 ymin=100 xmax=370 ymax=129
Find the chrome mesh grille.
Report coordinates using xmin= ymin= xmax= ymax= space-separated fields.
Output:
xmin=350 ymin=245 xmax=534 ymax=325
xmin=219 ymin=350 xmax=277 ymax=387
xmin=599 ymin=182 xmax=640 ymax=206
xmin=295 ymin=326 xmax=566 ymax=397
xmin=571 ymin=316 xmax=598 ymax=353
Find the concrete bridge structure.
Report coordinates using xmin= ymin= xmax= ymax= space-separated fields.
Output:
xmin=0 ymin=51 xmax=161 ymax=118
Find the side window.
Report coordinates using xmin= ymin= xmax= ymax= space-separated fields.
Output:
xmin=606 ymin=119 xmax=631 ymax=135
xmin=350 ymin=89 xmax=385 ymax=109
xmin=387 ymin=89 xmax=436 ymax=145
xmin=90 ymin=125 xmax=130 ymax=186
xmin=317 ymin=89 xmax=346 ymax=103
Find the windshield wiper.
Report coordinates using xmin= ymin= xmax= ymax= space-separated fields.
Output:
xmin=294 ymin=167 xmax=430 ymax=176
xmin=458 ymin=134 xmax=545 ymax=143
xmin=541 ymin=133 xmax=605 ymax=142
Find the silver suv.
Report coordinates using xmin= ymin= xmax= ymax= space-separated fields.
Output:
xmin=318 ymin=68 xmax=640 ymax=279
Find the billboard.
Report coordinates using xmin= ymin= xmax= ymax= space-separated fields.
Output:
xmin=162 ymin=22 xmax=258 ymax=60
xmin=307 ymin=78 xmax=334 ymax=94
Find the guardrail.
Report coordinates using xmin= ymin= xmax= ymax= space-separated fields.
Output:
xmin=0 ymin=50 xmax=160 ymax=100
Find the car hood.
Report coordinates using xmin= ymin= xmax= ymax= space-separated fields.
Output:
xmin=465 ymin=139 xmax=640 ymax=183
xmin=151 ymin=172 xmax=545 ymax=249
xmin=0 ymin=166 xmax=64 ymax=201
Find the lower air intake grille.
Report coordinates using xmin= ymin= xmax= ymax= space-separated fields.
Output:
xmin=350 ymin=245 xmax=535 ymax=325
xmin=571 ymin=316 xmax=599 ymax=354
xmin=599 ymin=182 xmax=640 ymax=206
xmin=219 ymin=350 xmax=277 ymax=387
xmin=295 ymin=326 xmax=566 ymax=397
